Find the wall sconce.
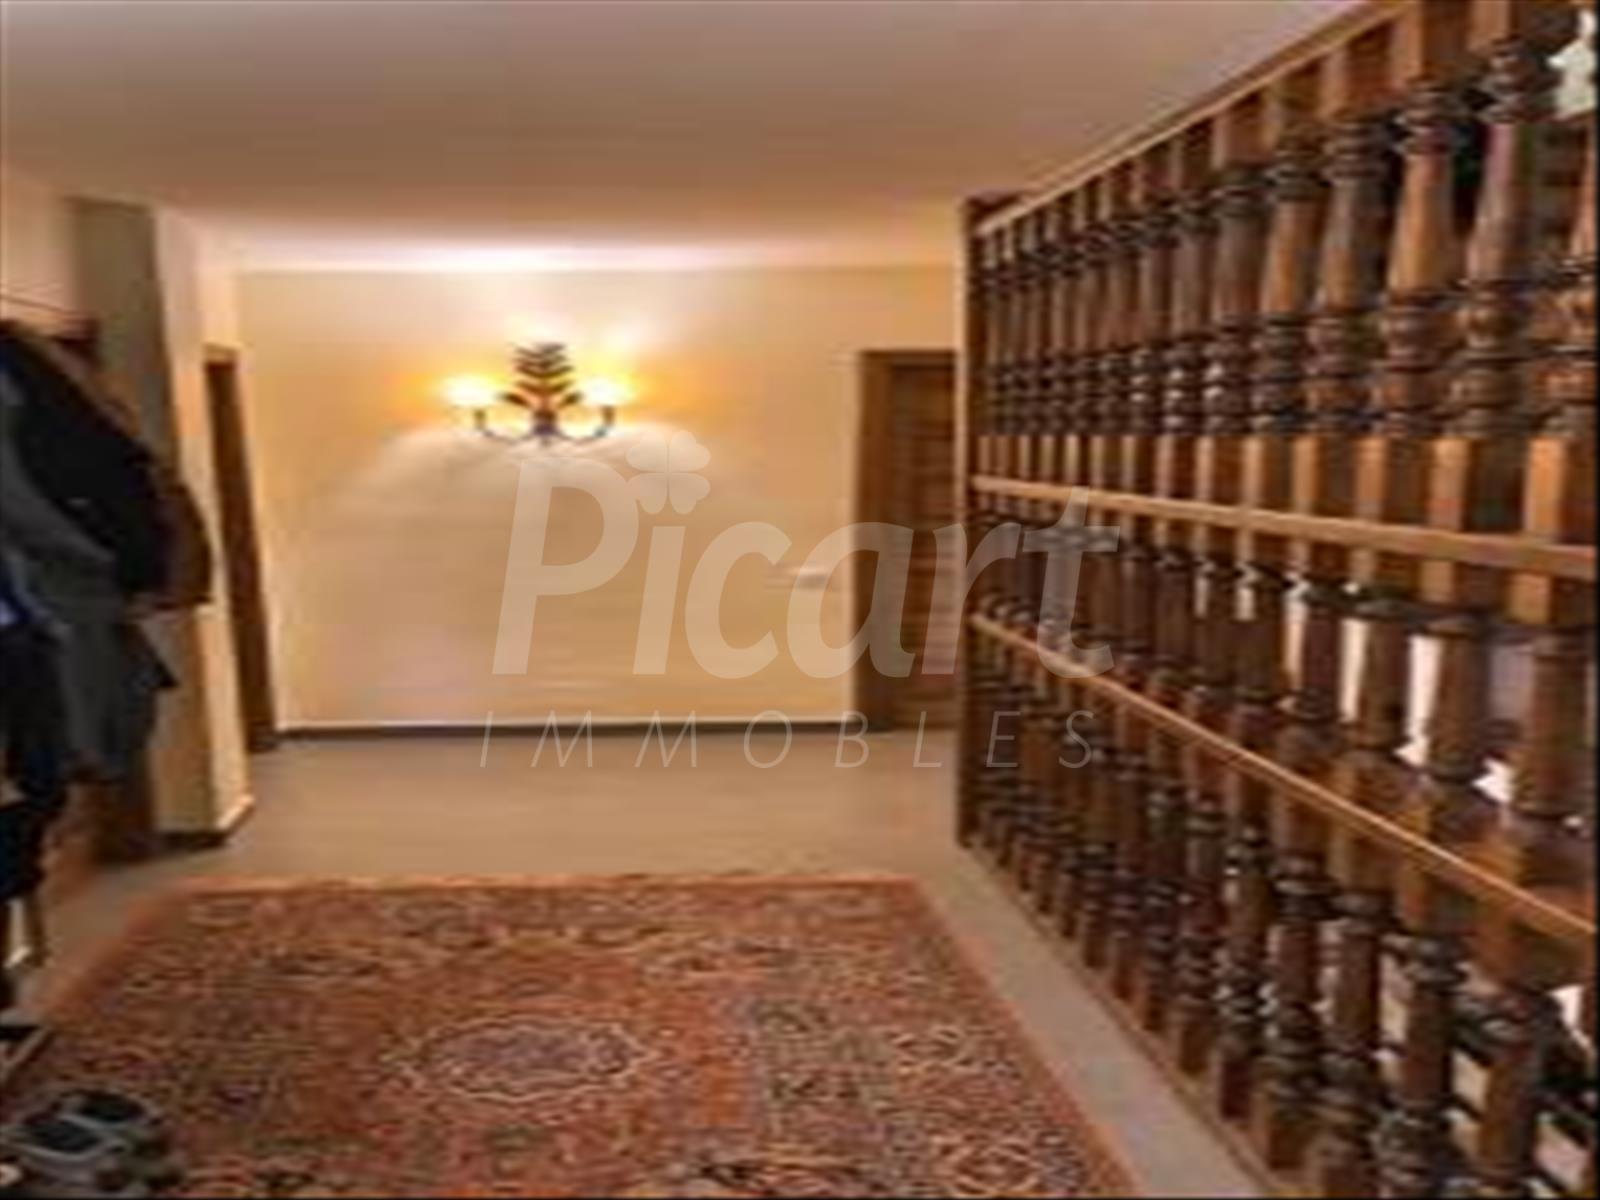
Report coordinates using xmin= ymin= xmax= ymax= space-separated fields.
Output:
xmin=443 ymin=342 xmax=634 ymax=445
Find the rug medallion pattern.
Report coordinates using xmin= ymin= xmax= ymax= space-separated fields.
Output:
xmin=8 ymin=877 xmax=1131 ymax=1198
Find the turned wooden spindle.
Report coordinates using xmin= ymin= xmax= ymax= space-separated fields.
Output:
xmin=1232 ymin=566 xmax=1293 ymax=751
xmin=1165 ymin=128 xmax=1217 ymax=440
xmin=1033 ymin=206 xmax=1063 ymax=479
xmin=1256 ymin=822 xmax=1334 ymax=1170
xmin=1036 ymin=700 xmax=1080 ymax=918
xmin=965 ymin=646 xmax=1005 ymax=847
xmin=1376 ymin=75 xmax=1465 ymax=439
xmin=1090 ymin=176 xmax=1141 ymax=684
xmin=1175 ymin=758 xmax=1228 ymax=1073
xmin=1001 ymin=655 xmax=1038 ymax=871
xmin=1120 ymin=152 xmax=1174 ymax=688
xmin=1151 ymin=543 xmax=1198 ymax=704
xmin=1421 ymin=8 xmax=1573 ymax=846
xmin=1343 ymin=587 xmax=1419 ymax=807
xmin=1449 ymin=10 xmax=1567 ymax=438
xmin=1187 ymin=482 xmax=1245 ymax=726
xmin=1286 ymin=38 xmax=1396 ymax=772
xmin=1013 ymin=664 xmax=1050 ymax=890
xmin=1412 ymin=609 xmax=1500 ymax=842
xmin=1204 ymin=161 xmax=1268 ymax=436
xmin=1505 ymin=5 xmax=1595 ymax=890
xmin=969 ymin=223 xmax=1000 ymax=476
xmin=989 ymin=223 xmax=1019 ymax=477
xmin=1076 ymin=699 xmax=1121 ymax=970
xmin=1033 ymin=206 xmax=1063 ymax=483
xmin=1005 ymin=218 xmax=1034 ymax=481
xmin=1471 ymin=984 xmax=1560 ymax=1198
xmin=1070 ymin=187 xmax=1107 ymax=488
xmin=1057 ymin=680 xmax=1093 ymax=942
xmin=1314 ymin=883 xmax=1393 ymax=1198
xmin=986 ymin=653 xmax=1026 ymax=860
xmin=1154 ymin=129 xmax=1214 ymax=704
xmin=1049 ymin=194 xmax=1083 ymax=483
xmin=1098 ymin=168 xmax=1140 ymax=491
xmin=1216 ymin=801 xmax=1277 ymax=1121
xmin=1068 ymin=186 xmax=1114 ymax=656
xmin=1137 ymin=728 xmax=1188 ymax=1034
xmin=1083 ymin=191 xmax=1127 ymax=660
xmin=1544 ymin=48 xmax=1595 ymax=439
xmin=1251 ymin=74 xmax=1326 ymax=437
xmin=957 ymin=624 xmax=988 ymax=848
xmin=1025 ymin=213 xmax=1054 ymax=479
xmin=1382 ymin=926 xmax=1468 ymax=1198
xmin=1008 ymin=211 xmax=1035 ymax=480
xmin=1238 ymin=80 xmax=1320 ymax=768
xmin=1108 ymin=715 xmax=1151 ymax=999
xmin=972 ymin=644 xmax=1003 ymax=850
xmin=1077 ymin=181 xmax=1112 ymax=480
xmin=1504 ymin=626 xmax=1593 ymax=881
xmin=1031 ymin=672 xmax=1067 ymax=897
xmin=1191 ymin=103 xmax=1267 ymax=727
xmin=1015 ymin=211 xmax=1046 ymax=482
xmin=1133 ymin=149 xmax=1178 ymax=436
xmin=1306 ymin=110 xmax=1391 ymax=435
xmin=1280 ymin=577 xmax=1353 ymax=774
xmin=1348 ymin=17 xmax=1472 ymax=813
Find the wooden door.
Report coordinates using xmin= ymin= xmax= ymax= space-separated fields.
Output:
xmin=204 ymin=347 xmax=279 ymax=754
xmin=856 ymin=350 xmax=958 ymax=731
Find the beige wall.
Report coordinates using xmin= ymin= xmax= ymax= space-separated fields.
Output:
xmin=0 ymin=163 xmax=79 ymax=310
xmin=238 ymin=267 xmax=954 ymax=726
xmin=194 ymin=231 xmax=241 ymax=348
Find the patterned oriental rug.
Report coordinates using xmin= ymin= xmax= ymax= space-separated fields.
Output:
xmin=8 ymin=877 xmax=1131 ymax=1198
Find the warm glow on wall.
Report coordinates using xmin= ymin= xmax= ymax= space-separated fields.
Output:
xmin=578 ymin=375 xmax=635 ymax=410
xmin=441 ymin=374 xmax=503 ymax=411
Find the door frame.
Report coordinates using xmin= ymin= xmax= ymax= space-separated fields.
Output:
xmin=204 ymin=345 xmax=279 ymax=754
xmin=854 ymin=349 xmax=957 ymax=731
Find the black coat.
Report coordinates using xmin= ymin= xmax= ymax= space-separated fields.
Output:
xmin=0 ymin=321 xmax=173 ymax=597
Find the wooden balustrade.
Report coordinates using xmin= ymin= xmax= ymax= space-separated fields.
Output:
xmin=957 ymin=1 xmax=1596 ymax=1194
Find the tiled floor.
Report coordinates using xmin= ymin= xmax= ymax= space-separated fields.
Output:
xmin=23 ymin=731 xmax=1260 ymax=1198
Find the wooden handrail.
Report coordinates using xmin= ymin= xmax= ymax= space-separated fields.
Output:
xmin=972 ymin=476 xmax=1598 ymax=584
xmin=972 ymin=614 xmax=1597 ymax=951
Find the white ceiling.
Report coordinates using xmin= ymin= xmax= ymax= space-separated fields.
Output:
xmin=0 ymin=0 xmax=1349 ymax=270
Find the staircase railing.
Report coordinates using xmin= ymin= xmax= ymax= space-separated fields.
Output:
xmin=956 ymin=1 xmax=1595 ymax=1194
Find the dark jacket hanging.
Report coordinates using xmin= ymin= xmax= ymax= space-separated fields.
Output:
xmin=0 ymin=319 xmax=212 ymax=608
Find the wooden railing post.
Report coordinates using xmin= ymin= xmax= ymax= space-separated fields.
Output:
xmin=1384 ymin=929 xmax=1469 ymax=1196
xmin=1049 ymin=194 xmax=1082 ymax=486
xmin=1313 ymin=837 xmax=1393 ymax=1198
xmin=1175 ymin=752 xmax=1228 ymax=1075
xmin=1256 ymin=812 xmax=1334 ymax=1170
xmin=1285 ymin=30 xmax=1394 ymax=774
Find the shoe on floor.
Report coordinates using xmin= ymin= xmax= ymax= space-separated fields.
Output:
xmin=46 ymin=1091 xmax=180 ymax=1189
xmin=0 ymin=1112 xmax=149 ymax=1199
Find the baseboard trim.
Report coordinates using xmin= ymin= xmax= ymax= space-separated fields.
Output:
xmin=161 ymin=792 xmax=257 ymax=852
xmin=281 ymin=717 xmax=859 ymax=741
